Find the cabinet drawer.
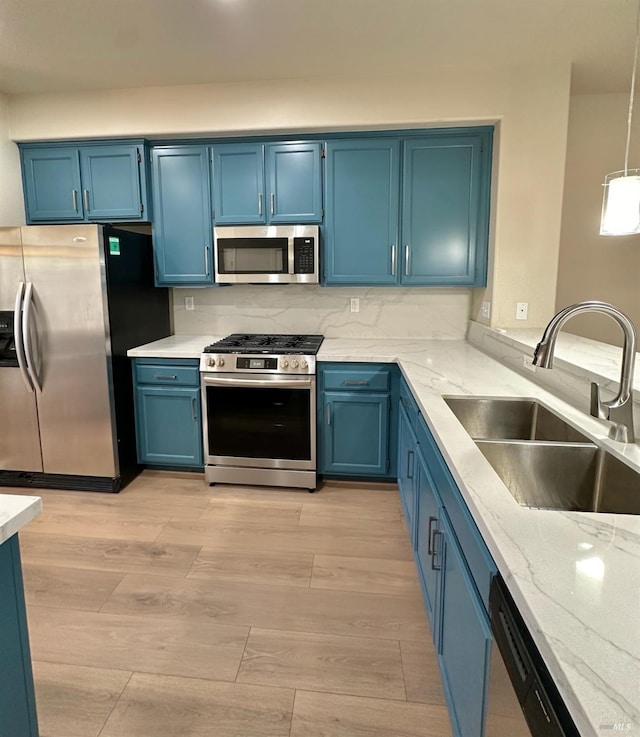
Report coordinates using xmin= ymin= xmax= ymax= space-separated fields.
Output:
xmin=323 ymin=368 xmax=391 ymax=392
xmin=135 ymin=364 xmax=199 ymax=387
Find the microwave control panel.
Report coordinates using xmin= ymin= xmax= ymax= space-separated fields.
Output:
xmin=293 ymin=237 xmax=316 ymax=274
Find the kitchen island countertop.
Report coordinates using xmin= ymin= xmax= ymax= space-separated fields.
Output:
xmin=128 ymin=333 xmax=640 ymax=737
xmin=0 ymin=494 xmax=42 ymax=545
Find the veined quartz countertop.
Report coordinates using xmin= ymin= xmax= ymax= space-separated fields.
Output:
xmin=128 ymin=334 xmax=640 ymax=736
xmin=0 ymin=494 xmax=42 ymax=544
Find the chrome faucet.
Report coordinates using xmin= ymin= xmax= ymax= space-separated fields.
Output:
xmin=532 ymin=301 xmax=637 ymax=443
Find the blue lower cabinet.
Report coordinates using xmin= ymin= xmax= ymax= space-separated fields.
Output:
xmin=0 ymin=535 xmax=38 ymax=737
xmin=415 ymin=447 xmax=441 ymax=623
xmin=322 ymin=391 xmax=389 ymax=476
xmin=435 ymin=512 xmax=492 ymax=737
xmin=398 ymin=404 xmax=418 ymax=544
xmin=133 ymin=358 xmax=203 ymax=469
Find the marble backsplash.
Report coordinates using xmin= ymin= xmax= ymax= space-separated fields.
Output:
xmin=172 ymin=286 xmax=472 ymax=338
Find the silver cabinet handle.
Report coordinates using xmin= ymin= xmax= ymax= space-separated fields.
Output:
xmin=431 ymin=529 xmax=442 ymax=571
xmin=258 ymin=193 xmax=263 ymax=216
xmin=326 ymin=403 xmax=331 ymax=425
xmin=72 ymin=189 xmax=78 ymax=211
xmin=406 ymin=449 xmax=414 ymax=480
xmin=154 ymin=374 xmax=177 ymax=380
xmin=14 ymin=282 xmax=33 ymax=393
xmin=83 ymin=189 xmax=90 ymax=212
xmin=427 ymin=516 xmax=437 ymax=555
xmin=405 ymin=245 xmax=410 ymax=276
xmin=391 ymin=244 xmax=396 ymax=276
xmin=205 ymin=245 xmax=210 ymax=276
xmin=22 ymin=282 xmax=42 ymax=393
xmin=343 ymin=380 xmax=369 ymax=386
xmin=192 ymin=397 xmax=197 ymax=421
xmin=270 ymin=193 xmax=275 ymax=216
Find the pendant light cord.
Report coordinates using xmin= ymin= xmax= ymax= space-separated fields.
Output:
xmin=624 ymin=0 xmax=640 ymax=173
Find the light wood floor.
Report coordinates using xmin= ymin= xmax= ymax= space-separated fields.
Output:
xmin=6 ymin=472 xmax=453 ymax=737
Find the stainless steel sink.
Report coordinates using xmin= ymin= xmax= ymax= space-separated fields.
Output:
xmin=444 ymin=397 xmax=591 ymax=443
xmin=476 ymin=440 xmax=640 ymax=514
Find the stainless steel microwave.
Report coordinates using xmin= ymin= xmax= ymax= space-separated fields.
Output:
xmin=213 ymin=225 xmax=319 ymax=284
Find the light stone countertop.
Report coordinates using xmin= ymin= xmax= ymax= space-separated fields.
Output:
xmin=0 ymin=494 xmax=42 ymax=545
xmin=128 ymin=333 xmax=640 ymax=737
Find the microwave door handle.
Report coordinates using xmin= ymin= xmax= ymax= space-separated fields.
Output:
xmin=14 ymin=282 xmax=34 ymax=393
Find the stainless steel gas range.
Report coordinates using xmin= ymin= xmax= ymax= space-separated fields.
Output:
xmin=199 ymin=334 xmax=324 ymax=490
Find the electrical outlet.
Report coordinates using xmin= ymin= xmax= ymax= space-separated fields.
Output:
xmin=185 ymin=296 xmax=195 ymax=311
xmin=481 ymin=301 xmax=491 ymax=319
xmin=350 ymin=298 xmax=360 ymax=313
xmin=516 ymin=302 xmax=528 ymax=320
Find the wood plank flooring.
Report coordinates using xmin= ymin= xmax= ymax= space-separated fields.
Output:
xmin=5 ymin=471 xmax=452 ymax=737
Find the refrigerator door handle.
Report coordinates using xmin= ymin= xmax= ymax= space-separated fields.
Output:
xmin=22 ymin=282 xmax=42 ymax=393
xmin=14 ymin=281 xmax=34 ymax=393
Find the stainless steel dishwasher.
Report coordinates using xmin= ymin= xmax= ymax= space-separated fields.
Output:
xmin=485 ymin=575 xmax=580 ymax=737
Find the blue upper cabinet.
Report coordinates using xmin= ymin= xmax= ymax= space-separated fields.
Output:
xmin=323 ymin=129 xmax=491 ymax=287
xmin=324 ymin=139 xmax=400 ymax=285
xmin=212 ymin=142 xmax=322 ymax=225
xmin=79 ymin=145 xmax=145 ymax=221
xmin=401 ymin=134 xmax=489 ymax=286
xmin=212 ymin=143 xmax=266 ymax=224
xmin=266 ymin=142 xmax=323 ymax=223
xmin=151 ymin=146 xmax=214 ymax=286
xmin=20 ymin=141 xmax=150 ymax=224
xmin=22 ymin=147 xmax=84 ymax=221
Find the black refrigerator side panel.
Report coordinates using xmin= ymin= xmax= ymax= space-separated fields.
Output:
xmin=102 ymin=226 xmax=171 ymax=487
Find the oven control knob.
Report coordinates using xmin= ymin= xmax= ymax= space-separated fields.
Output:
xmin=208 ymin=357 xmax=215 ymax=367
xmin=215 ymin=357 xmax=225 ymax=367
xmin=281 ymin=359 xmax=289 ymax=369
xmin=300 ymin=359 xmax=308 ymax=370
xmin=290 ymin=358 xmax=299 ymax=369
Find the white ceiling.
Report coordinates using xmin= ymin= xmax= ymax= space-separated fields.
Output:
xmin=0 ymin=0 xmax=637 ymax=96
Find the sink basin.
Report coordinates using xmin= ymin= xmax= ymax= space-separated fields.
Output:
xmin=444 ymin=397 xmax=591 ymax=444
xmin=476 ymin=440 xmax=640 ymax=514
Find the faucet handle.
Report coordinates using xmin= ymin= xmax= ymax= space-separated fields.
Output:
xmin=590 ymin=382 xmax=607 ymax=419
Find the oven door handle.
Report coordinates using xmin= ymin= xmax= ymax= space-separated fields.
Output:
xmin=203 ymin=375 xmax=314 ymax=390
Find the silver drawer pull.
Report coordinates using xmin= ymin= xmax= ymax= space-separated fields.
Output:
xmin=154 ymin=374 xmax=177 ymax=380
xmin=405 ymin=244 xmax=411 ymax=276
xmin=344 ymin=380 xmax=369 ymax=386
xmin=258 ymin=193 xmax=263 ymax=216
xmin=270 ymin=192 xmax=275 ymax=216
xmin=192 ymin=397 xmax=197 ymax=421
xmin=391 ymin=244 xmax=396 ymax=276
xmin=326 ymin=403 xmax=331 ymax=425
xmin=72 ymin=189 xmax=78 ymax=211
xmin=427 ymin=516 xmax=437 ymax=555
xmin=431 ymin=529 xmax=442 ymax=571
xmin=83 ymin=189 xmax=90 ymax=211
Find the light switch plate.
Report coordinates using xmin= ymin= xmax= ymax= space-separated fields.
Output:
xmin=185 ymin=296 xmax=195 ymax=311
xmin=481 ymin=301 xmax=491 ymax=318
xmin=516 ymin=302 xmax=528 ymax=320
xmin=350 ymin=298 xmax=360 ymax=313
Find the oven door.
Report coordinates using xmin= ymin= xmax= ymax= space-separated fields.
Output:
xmin=202 ymin=373 xmax=316 ymax=470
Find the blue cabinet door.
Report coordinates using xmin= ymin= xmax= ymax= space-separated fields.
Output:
xmin=212 ymin=143 xmax=265 ymax=224
xmin=397 ymin=404 xmax=418 ymax=544
xmin=324 ymin=139 xmax=400 ymax=285
xmin=22 ymin=147 xmax=83 ymax=221
xmin=435 ymin=512 xmax=492 ymax=737
xmin=415 ymin=447 xmax=441 ymax=624
xmin=322 ymin=391 xmax=389 ymax=476
xmin=0 ymin=535 xmax=38 ymax=737
xmin=80 ymin=144 xmax=144 ymax=220
xmin=401 ymin=134 xmax=488 ymax=286
xmin=152 ymin=146 xmax=213 ymax=286
xmin=266 ymin=142 xmax=323 ymax=223
xmin=135 ymin=385 xmax=203 ymax=467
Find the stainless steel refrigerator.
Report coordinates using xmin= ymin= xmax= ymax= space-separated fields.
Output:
xmin=0 ymin=224 xmax=170 ymax=491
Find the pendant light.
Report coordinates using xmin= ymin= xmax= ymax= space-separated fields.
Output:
xmin=600 ymin=0 xmax=640 ymax=236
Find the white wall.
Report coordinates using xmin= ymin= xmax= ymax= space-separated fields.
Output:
xmin=555 ymin=93 xmax=640 ymax=346
xmin=0 ymin=94 xmax=25 ymax=225
xmin=6 ymin=66 xmax=572 ymax=331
